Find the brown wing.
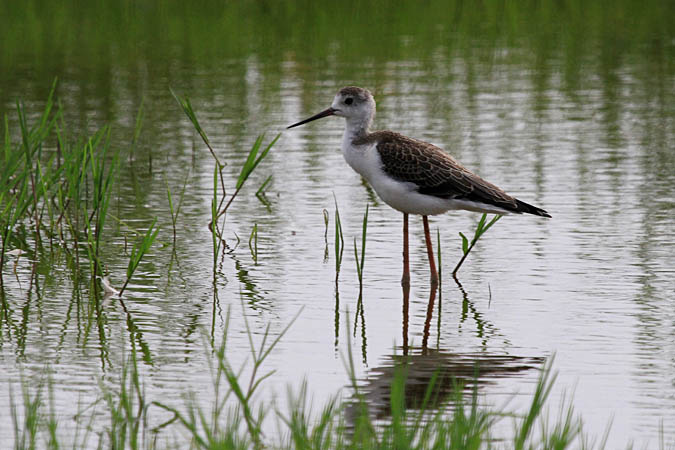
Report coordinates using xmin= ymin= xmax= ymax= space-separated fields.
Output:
xmin=366 ymin=131 xmax=550 ymax=216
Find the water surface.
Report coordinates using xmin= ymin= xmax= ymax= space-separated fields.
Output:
xmin=1 ymin=1 xmax=674 ymax=447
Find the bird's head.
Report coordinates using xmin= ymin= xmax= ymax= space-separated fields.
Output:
xmin=287 ymin=86 xmax=375 ymax=130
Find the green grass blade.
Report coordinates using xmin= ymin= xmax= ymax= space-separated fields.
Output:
xmin=236 ymin=133 xmax=279 ymax=190
xmin=169 ymin=88 xmax=210 ymax=147
xmin=255 ymin=175 xmax=273 ymax=198
xmin=459 ymin=232 xmax=469 ymax=254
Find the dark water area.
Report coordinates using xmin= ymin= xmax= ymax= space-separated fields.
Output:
xmin=1 ymin=1 xmax=674 ymax=447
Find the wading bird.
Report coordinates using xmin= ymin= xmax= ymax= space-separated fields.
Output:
xmin=288 ymin=87 xmax=550 ymax=288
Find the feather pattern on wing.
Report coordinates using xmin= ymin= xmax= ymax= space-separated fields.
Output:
xmin=354 ymin=131 xmax=551 ymax=217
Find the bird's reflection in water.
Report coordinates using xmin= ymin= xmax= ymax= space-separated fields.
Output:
xmin=345 ymin=349 xmax=544 ymax=424
xmin=403 ymin=274 xmax=509 ymax=355
xmin=354 ymin=272 xmax=540 ymax=427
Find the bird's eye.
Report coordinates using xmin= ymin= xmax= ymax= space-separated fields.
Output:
xmin=345 ymin=97 xmax=354 ymax=105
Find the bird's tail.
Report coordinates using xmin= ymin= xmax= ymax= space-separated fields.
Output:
xmin=515 ymin=199 xmax=551 ymax=218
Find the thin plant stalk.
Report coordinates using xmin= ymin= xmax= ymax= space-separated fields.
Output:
xmin=333 ymin=196 xmax=345 ymax=283
xmin=353 ymin=203 xmax=369 ymax=286
xmin=118 ymin=218 xmax=160 ymax=297
xmin=453 ymin=213 xmax=502 ymax=276
xmin=216 ymin=133 xmax=279 ymax=225
xmin=170 ymin=88 xmax=279 ymax=236
xmin=323 ymin=208 xmax=330 ymax=262
xmin=166 ymin=171 xmax=189 ymax=243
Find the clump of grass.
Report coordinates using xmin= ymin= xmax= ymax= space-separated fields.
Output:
xmin=1 ymin=85 xmax=59 ymax=287
xmin=100 ymin=343 xmax=147 ymax=450
xmin=9 ymin=377 xmax=44 ymax=450
xmin=453 ymin=213 xmax=502 ymax=276
xmin=171 ymin=88 xmax=279 ymax=286
xmin=16 ymin=81 xmax=59 ymax=244
xmin=0 ymin=186 xmax=31 ymax=288
xmin=1 ymin=84 xmax=156 ymax=297
xmin=82 ymin=128 xmax=120 ymax=284
xmin=153 ymin=306 xmax=301 ymax=449
xmin=5 ymin=313 xmax=644 ymax=449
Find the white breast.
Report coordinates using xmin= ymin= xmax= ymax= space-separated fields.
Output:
xmin=341 ymin=137 xmax=452 ymax=216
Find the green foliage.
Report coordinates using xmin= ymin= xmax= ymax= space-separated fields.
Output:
xmin=101 ymin=347 xmax=146 ymax=450
xmin=353 ymin=203 xmax=369 ymax=285
xmin=171 ymin=89 xmax=278 ymax=239
xmin=119 ymin=218 xmax=160 ymax=297
xmin=0 ymin=83 xmax=59 ymax=286
xmin=453 ymin=214 xmax=502 ymax=276
xmin=3 ymin=314 xmax=649 ymax=449
xmin=333 ymin=196 xmax=345 ymax=282
xmin=166 ymin=171 xmax=189 ymax=242
xmin=9 ymin=378 xmax=43 ymax=450
xmin=169 ymin=88 xmax=215 ymax=162
xmin=237 ymin=134 xmax=279 ymax=190
xmin=2 ymin=0 xmax=670 ymax=78
xmin=83 ymin=128 xmax=120 ymax=279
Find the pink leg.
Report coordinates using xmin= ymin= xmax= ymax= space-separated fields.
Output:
xmin=402 ymin=213 xmax=410 ymax=289
xmin=422 ymin=216 xmax=438 ymax=349
xmin=422 ymin=216 xmax=439 ymax=286
xmin=402 ymin=213 xmax=410 ymax=354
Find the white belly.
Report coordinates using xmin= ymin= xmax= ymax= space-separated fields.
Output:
xmin=341 ymin=142 xmax=447 ymax=215
xmin=341 ymin=141 xmax=512 ymax=216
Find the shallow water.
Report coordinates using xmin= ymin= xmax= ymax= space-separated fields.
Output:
xmin=1 ymin=1 xmax=674 ymax=447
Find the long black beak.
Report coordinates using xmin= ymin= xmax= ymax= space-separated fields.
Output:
xmin=287 ymin=107 xmax=337 ymax=129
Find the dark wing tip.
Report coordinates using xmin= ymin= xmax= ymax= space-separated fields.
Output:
xmin=515 ymin=199 xmax=552 ymax=218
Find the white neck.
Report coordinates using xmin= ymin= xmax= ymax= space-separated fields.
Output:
xmin=344 ymin=113 xmax=373 ymax=141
